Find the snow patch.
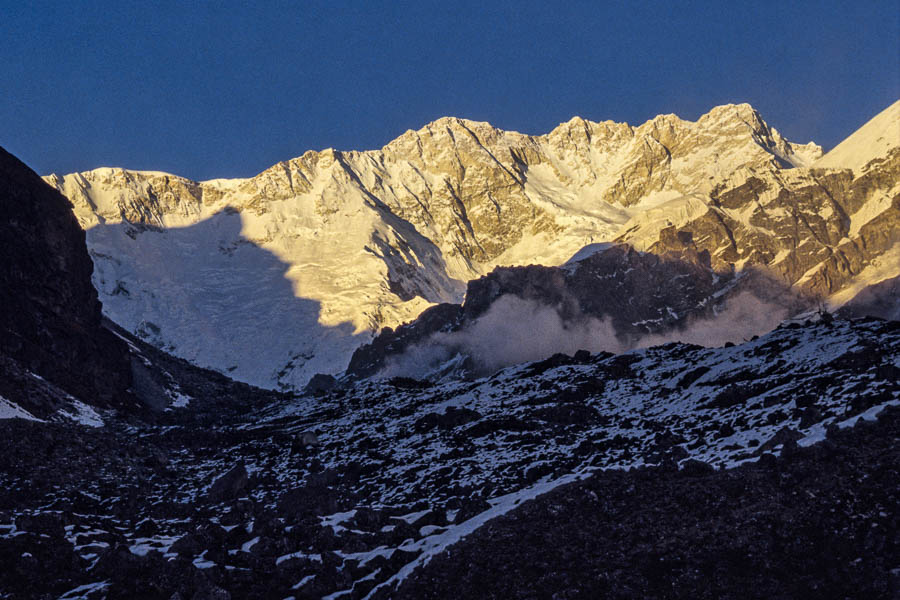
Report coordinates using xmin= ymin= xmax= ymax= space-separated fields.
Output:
xmin=58 ymin=399 xmax=104 ymax=428
xmin=0 ymin=395 xmax=44 ymax=422
xmin=364 ymin=470 xmax=590 ymax=598
xmin=815 ymin=100 xmax=900 ymax=171
xmin=58 ymin=581 xmax=110 ymax=599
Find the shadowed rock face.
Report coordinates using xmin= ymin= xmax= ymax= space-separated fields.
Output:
xmin=462 ymin=242 xmax=726 ymax=334
xmin=346 ymin=241 xmax=815 ymax=379
xmin=838 ymin=275 xmax=900 ymax=321
xmin=0 ymin=146 xmax=131 ymax=409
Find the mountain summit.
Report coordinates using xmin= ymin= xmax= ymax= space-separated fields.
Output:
xmin=45 ymin=101 xmax=899 ymax=389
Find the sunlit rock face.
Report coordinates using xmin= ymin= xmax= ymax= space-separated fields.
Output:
xmin=45 ymin=101 xmax=899 ymax=389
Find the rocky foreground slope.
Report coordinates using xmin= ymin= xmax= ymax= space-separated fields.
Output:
xmin=1 ymin=315 xmax=897 ymax=599
xmin=44 ymin=101 xmax=900 ymax=389
xmin=396 ymin=408 xmax=899 ymax=600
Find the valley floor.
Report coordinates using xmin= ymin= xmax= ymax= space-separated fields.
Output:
xmin=0 ymin=406 xmax=896 ymax=599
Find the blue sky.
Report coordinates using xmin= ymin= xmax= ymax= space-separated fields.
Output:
xmin=2 ymin=1 xmax=897 ymax=180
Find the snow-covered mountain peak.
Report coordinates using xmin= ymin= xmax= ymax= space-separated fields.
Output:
xmin=419 ymin=115 xmax=502 ymax=133
xmin=815 ymin=99 xmax=900 ymax=171
xmin=44 ymin=102 xmax=899 ymax=391
xmin=697 ymin=101 xmax=760 ymax=125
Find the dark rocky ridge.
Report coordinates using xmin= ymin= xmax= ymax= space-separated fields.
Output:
xmin=0 ymin=146 xmax=133 ymax=412
xmin=347 ymin=240 xmax=814 ymax=379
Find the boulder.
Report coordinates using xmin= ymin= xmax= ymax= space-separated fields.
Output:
xmin=206 ymin=463 xmax=249 ymax=503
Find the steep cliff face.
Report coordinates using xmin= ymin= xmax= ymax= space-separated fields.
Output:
xmin=619 ymin=147 xmax=900 ymax=299
xmin=0 ymin=147 xmax=132 ymax=415
xmin=44 ymin=101 xmax=899 ymax=388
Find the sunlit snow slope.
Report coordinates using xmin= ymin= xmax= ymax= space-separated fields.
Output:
xmin=815 ymin=100 xmax=900 ymax=171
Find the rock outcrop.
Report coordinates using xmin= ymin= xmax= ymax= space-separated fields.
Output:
xmin=620 ymin=147 xmax=900 ymax=299
xmin=347 ymin=240 xmax=814 ymax=380
xmin=0 ymin=146 xmax=133 ymax=415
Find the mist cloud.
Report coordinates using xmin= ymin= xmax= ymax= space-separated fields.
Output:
xmin=635 ymin=291 xmax=790 ymax=349
xmin=379 ymin=295 xmax=624 ymax=379
xmin=379 ymin=291 xmax=794 ymax=380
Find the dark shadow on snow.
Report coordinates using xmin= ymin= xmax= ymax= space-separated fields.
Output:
xmin=83 ymin=209 xmax=365 ymax=392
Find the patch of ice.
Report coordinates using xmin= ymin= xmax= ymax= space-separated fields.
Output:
xmin=193 ymin=553 xmax=216 ymax=569
xmin=419 ymin=525 xmax=445 ymax=536
xmin=241 ymin=536 xmax=260 ymax=552
xmin=168 ymin=389 xmax=191 ymax=408
xmin=276 ymin=551 xmax=322 ymax=566
xmin=799 ymin=399 xmax=899 ymax=448
xmin=320 ymin=509 xmax=357 ymax=533
xmin=129 ymin=535 xmax=180 ymax=556
xmin=0 ymin=395 xmax=44 ymax=422
xmin=390 ymin=509 xmax=431 ymax=525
